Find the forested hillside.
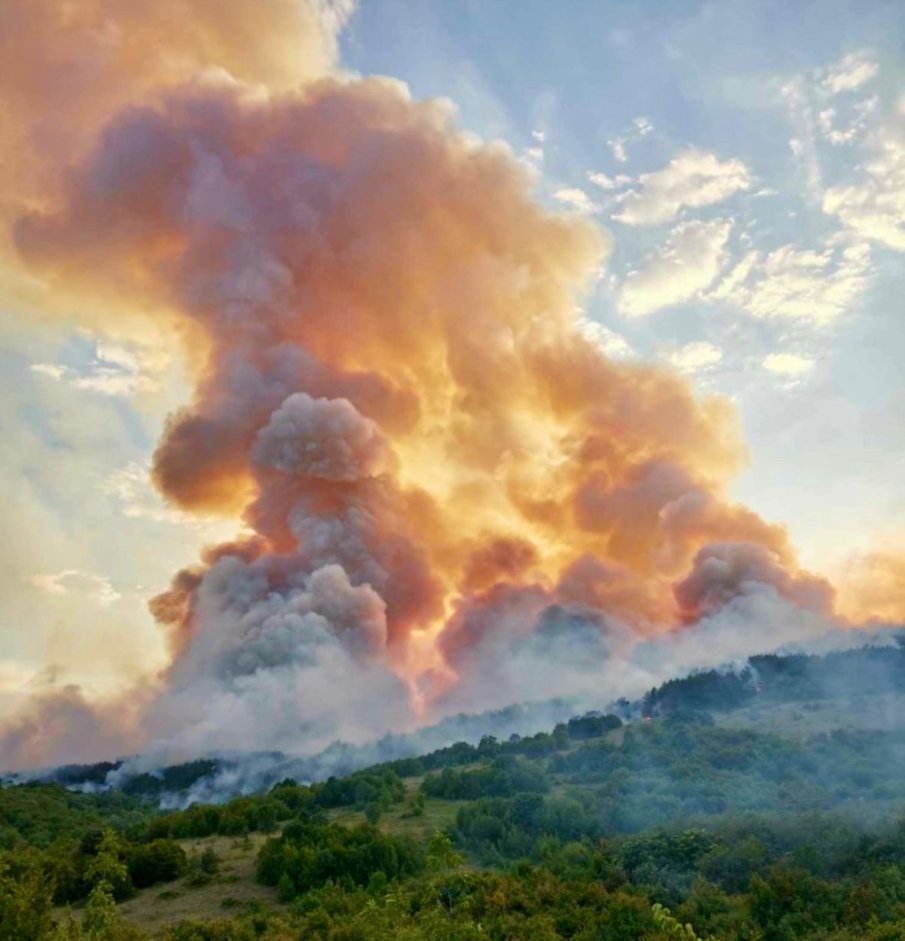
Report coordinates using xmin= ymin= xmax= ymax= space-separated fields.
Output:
xmin=4 ymin=645 xmax=905 ymax=939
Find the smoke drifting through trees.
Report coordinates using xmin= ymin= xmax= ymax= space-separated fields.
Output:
xmin=0 ymin=0 xmax=902 ymax=771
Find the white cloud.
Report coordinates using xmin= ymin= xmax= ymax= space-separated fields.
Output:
xmin=553 ymin=187 xmax=599 ymax=214
xmin=30 ymin=570 xmax=121 ymax=607
xmin=587 ymin=171 xmax=631 ymax=191
xmin=763 ymin=353 xmax=815 ymax=376
xmin=576 ymin=317 xmax=634 ymax=359
xmin=606 ymin=115 xmax=653 ymax=165
xmin=710 ymin=239 xmax=871 ymax=324
xmin=818 ymin=107 xmax=857 ymax=146
xmin=609 ymin=138 xmax=628 ymax=163
xmin=821 ymin=50 xmax=879 ymax=96
xmin=522 ymin=129 xmax=546 ymax=170
xmin=667 ymin=341 xmax=723 ymax=373
xmin=818 ymin=95 xmax=879 ymax=146
xmin=781 ymin=51 xmax=880 ymax=200
xmin=620 ymin=219 xmax=732 ymax=317
xmin=31 ymin=340 xmax=156 ymax=397
xmin=613 ymin=149 xmax=751 ymax=226
xmin=823 ymin=116 xmax=905 ymax=250
xmin=782 ymin=78 xmax=823 ymax=198
xmin=31 ymin=363 xmax=66 ymax=380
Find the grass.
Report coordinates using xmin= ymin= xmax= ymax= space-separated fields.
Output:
xmin=114 ymin=832 xmax=279 ymax=936
xmin=327 ymin=792 xmax=460 ymax=843
xmin=104 ymin=787 xmax=457 ymax=936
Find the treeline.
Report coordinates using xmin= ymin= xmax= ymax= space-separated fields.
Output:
xmin=421 ymin=755 xmax=550 ymax=800
xmin=145 ymin=768 xmax=406 ymax=842
xmin=118 ymin=760 xmax=223 ymax=798
xmin=0 ymin=783 xmax=149 ymax=850
xmin=643 ymin=641 xmax=905 ymax=716
xmin=374 ymin=711 xmax=623 ymax=778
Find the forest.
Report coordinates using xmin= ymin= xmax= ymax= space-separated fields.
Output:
xmin=4 ymin=644 xmax=905 ymax=939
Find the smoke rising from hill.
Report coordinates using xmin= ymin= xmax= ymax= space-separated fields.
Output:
xmin=0 ymin=0 xmax=902 ymax=772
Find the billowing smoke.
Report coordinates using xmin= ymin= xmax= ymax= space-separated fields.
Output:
xmin=0 ymin=0 xmax=901 ymax=772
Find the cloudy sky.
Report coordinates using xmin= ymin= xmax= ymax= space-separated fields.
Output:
xmin=1 ymin=0 xmax=903 ymax=716
xmin=341 ymin=0 xmax=905 ymax=563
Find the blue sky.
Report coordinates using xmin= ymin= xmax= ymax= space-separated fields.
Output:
xmin=341 ymin=0 xmax=905 ymax=566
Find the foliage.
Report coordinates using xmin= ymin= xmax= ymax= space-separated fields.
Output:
xmin=5 ymin=653 xmax=905 ymax=939
xmin=127 ymin=839 xmax=187 ymax=889
xmin=256 ymin=814 xmax=424 ymax=897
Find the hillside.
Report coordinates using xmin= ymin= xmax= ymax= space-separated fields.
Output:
xmin=4 ymin=644 xmax=905 ymax=939
xmin=17 ymin=639 xmax=905 ymax=806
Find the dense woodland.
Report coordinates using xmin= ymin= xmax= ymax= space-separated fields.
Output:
xmin=4 ymin=645 xmax=905 ymax=939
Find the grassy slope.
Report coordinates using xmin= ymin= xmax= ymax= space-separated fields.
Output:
xmin=94 ymin=834 xmax=277 ymax=935
xmin=112 ymin=781 xmax=460 ymax=934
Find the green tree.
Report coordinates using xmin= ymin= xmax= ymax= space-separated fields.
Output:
xmin=86 ymin=831 xmax=133 ymax=901
xmin=199 ymin=847 xmax=220 ymax=876
xmin=52 ymin=881 xmax=146 ymax=941
xmin=364 ymin=802 xmax=382 ymax=825
xmin=426 ymin=830 xmax=464 ymax=873
xmin=127 ymin=839 xmax=187 ymax=888
xmin=652 ymin=902 xmax=715 ymax=941
xmin=0 ymin=858 xmax=54 ymax=941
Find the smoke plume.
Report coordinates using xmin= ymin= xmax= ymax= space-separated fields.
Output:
xmin=0 ymin=0 xmax=900 ymax=772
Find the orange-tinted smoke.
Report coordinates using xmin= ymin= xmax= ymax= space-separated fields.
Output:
xmin=836 ymin=550 xmax=905 ymax=625
xmin=0 ymin=0 xmax=347 ymax=188
xmin=4 ymin=0 xmax=883 ymax=720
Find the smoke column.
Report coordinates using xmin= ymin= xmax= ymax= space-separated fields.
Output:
xmin=1 ymin=0 xmax=901 ymax=770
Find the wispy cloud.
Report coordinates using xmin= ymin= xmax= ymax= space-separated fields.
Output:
xmin=521 ymin=128 xmax=547 ymax=171
xmin=620 ymin=218 xmax=732 ymax=316
xmin=553 ymin=186 xmax=599 ymax=214
xmin=783 ymin=77 xmax=824 ymax=198
xmin=783 ymin=50 xmax=880 ymax=200
xmin=710 ymin=239 xmax=871 ymax=324
xmin=823 ymin=110 xmax=905 ymax=251
xmin=576 ymin=317 xmax=634 ymax=359
xmin=818 ymin=96 xmax=878 ymax=147
xmin=763 ymin=352 xmax=815 ymax=376
xmin=587 ymin=170 xmax=631 ymax=191
xmin=607 ymin=114 xmax=654 ymax=164
xmin=31 ymin=341 xmax=156 ymax=397
xmin=820 ymin=50 xmax=879 ymax=96
xmin=612 ymin=149 xmax=751 ymax=226
xmin=667 ymin=341 xmax=723 ymax=373
xmin=30 ymin=570 xmax=121 ymax=607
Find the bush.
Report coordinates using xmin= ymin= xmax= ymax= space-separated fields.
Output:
xmin=127 ymin=839 xmax=187 ymax=889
